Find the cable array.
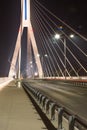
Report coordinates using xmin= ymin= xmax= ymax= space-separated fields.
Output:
xmin=21 ymin=0 xmax=87 ymax=78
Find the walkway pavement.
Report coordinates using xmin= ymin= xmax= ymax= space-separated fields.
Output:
xmin=0 ymin=81 xmax=47 ymax=130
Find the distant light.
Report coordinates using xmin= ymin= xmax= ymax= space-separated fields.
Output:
xmin=30 ymin=61 xmax=32 ymax=64
xmin=44 ymin=54 xmax=48 ymax=57
xmin=58 ymin=26 xmax=63 ymax=30
xmin=37 ymin=54 xmax=40 ymax=57
xmin=34 ymin=72 xmax=38 ymax=76
xmin=70 ymin=34 xmax=74 ymax=38
xmin=55 ymin=34 xmax=60 ymax=39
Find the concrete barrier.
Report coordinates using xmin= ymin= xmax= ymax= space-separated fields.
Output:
xmin=0 ymin=77 xmax=13 ymax=90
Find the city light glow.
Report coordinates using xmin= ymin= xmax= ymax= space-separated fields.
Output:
xmin=70 ymin=34 xmax=74 ymax=38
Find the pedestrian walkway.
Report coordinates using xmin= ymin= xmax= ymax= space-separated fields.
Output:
xmin=0 ymin=81 xmax=47 ymax=130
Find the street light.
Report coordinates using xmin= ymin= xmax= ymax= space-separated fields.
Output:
xmin=70 ymin=34 xmax=74 ymax=38
xmin=54 ymin=33 xmax=74 ymax=79
xmin=54 ymin=34 xmax=61 ymax=39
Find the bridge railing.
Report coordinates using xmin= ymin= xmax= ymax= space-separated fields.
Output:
xmin=42 ymin=77 xmax=87 ymax=87
xmin=22 ymin=82 xmax=87 ymax=130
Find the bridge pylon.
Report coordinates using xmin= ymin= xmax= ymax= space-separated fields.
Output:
xmin=9 ymin=0 xmax=43 ymax=79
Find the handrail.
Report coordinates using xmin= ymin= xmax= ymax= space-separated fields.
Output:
xmin=22 ymin=82 xmax=87 ymax=130
xmin=42 ymin=78 xmax=87 ymax=87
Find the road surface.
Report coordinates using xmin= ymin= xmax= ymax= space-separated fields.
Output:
xmin=24 ymin=79 xmax=87 ymax=122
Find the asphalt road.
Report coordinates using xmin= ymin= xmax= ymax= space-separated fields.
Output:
xmin=24 ymin=79 xmax=87 ymax=122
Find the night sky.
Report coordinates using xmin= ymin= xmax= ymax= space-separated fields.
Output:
xmin=0 ymin=0 xmax=87 ymax=76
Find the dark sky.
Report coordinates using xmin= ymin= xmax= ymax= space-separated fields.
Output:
xmin=0 ymin=0 xmax=20 ymax=76
xmin=41 ymin=0 xmax=87 ymax=36
xmin=0 ymin=0 xmax=87 ymax=76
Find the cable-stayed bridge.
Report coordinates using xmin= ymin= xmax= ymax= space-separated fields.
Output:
xmin=0 ymin=0 xmax=87 ymax=130
xmin=8 ymin=0 xmax=87 ymax=81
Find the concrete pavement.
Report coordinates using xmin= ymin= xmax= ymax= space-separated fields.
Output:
xmin=0 ymin=81 xmax=47 ymax=130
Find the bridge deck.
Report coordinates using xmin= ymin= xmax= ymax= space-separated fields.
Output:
xmin=0 ymin=81 xmax=47 ymax=130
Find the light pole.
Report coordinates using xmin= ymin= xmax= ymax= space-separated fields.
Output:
xmin=64 ymin=38 xmax=66 ymax=79
xmin=17 ymin=47 xmax=21 ymax=87
xmin=54 ymin=33 xmax=66 ymax=79
xmin=40 ymin=54 xmax=48 ymax=78
xmin=54 ymin=33 xmax=74 ymax=79
xmin=64 ymin=34 xmax=74 ymax=79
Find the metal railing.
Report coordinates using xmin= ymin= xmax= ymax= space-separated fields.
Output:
xmin=42 ymin=79 xmax=87 ymax=87
xmin=22 ymin=82 xmax=87 ymax=130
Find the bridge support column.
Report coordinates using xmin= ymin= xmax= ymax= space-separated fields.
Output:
xmin=8 ymin=0 xmax=43 ymax=79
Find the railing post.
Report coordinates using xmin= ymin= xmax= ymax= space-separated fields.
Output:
xmin=69 ymin=115 xmax=75 ymax=130
xmin=51 ymin=103 xmax=57 ymax=120
xmin=35 ymin=91 xmax=39 ymax=98
xmin=58 ymin=107 xmax=63 ymax=130
xmin=45 ymin=99 xmax=51 ymax=114
xmin=39 ymin=94 xmax=42 ymax=104
xmin=39 ymin=94 xmax=44 ymax=104
xmin=42 ymin=96 xmax=47 ymax=110
xmin=33 ymin=89 xmax=37 ymax=97
xmin=37 ymin=92 xmax=41 ymax=101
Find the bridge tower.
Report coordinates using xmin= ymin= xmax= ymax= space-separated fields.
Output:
xmin=9 ymin=0 xmax=43 ymax=78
